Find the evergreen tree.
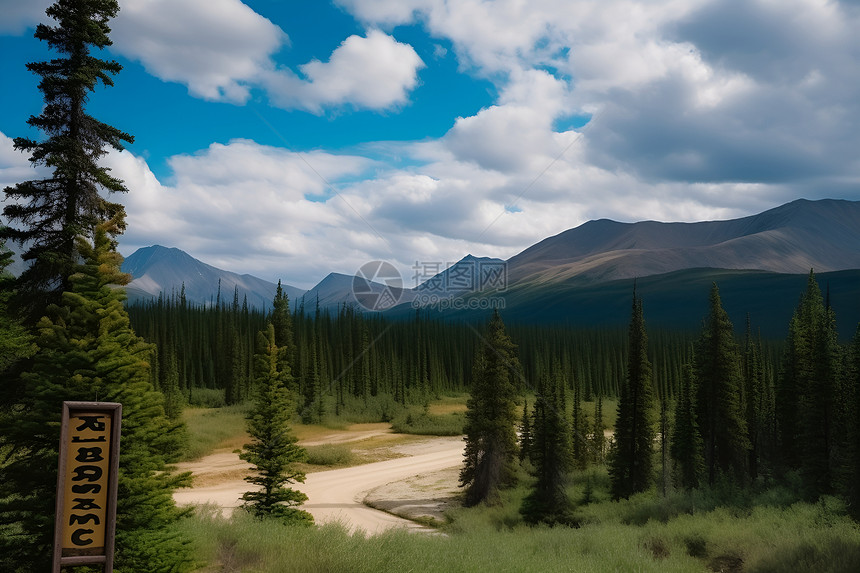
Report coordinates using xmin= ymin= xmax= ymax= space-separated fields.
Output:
xmin=0 ymin=241 xmax=36 ymax=394
xmin=671 ymin=362 xmax=704 ymax=490
xmin=460 ymin=311 xmax=521 ymax=506
xmin=846 ymin=322 xmax=860 ymax=518
xmin=1 ymin=0 xmax=133 ymax=321
xmin=695 ymin=283 xmax=749 ymax=485
xmin=0 ymin=220 xmax=192 ymax=572
xmin=779 ymin=272 xmax=840 ymax=496
xmin=240 ymin=324 xmax=313 ymax=525
xmin=571 ymin=370 xmax=590 ymax=469
xmin=609 ymin=288 xmax=655 ymax=499
xmin=743 ymin=317 xmax=766 ymax=480
xmin=272 ymin=280 xmax=296 ymax=387
xmin=521 ymin=378 xmax=574 ymax=525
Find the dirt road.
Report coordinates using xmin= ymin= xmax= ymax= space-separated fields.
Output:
xmin=173 ymin=434 xmax=465 ymax=533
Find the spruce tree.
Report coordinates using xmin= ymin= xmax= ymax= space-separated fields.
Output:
xmin=609 ymin=288 xmax=655 ymax=499
xmin=695 ymin=283 xmax=749 ymax=485
xmin=671 ymin=362 xmax=704 ymax=490
xmin=521 ymin=377 xmax=574 ymax=525
xmin=0 ymin=220 xmax=192 ymax=572
xmin=1 ymin=0 xmax=133 ymax=321
xmin=240 ymin=324 xmax=313 ymax=525
xmin=571 ymin=371 xmax=590 ymax=469
xmin=779 ymin=271 xmax=840 ymax=496
xmin=460 ymin=311 xmax=521 ymax=506
xmin=0 ymin=241 xmax=36 ymax=394
xmin=846 ymin=322 xmax=860 ymax=518
xmin=272 ymin=280 xmax=296 ymax=386
xmin=743 ymin=317 xmax=766 ymax=480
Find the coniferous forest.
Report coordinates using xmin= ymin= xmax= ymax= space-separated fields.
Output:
xmin=4 ymin=2 xmax=860 ymax=572
xmin=122 ymin=271 xmax=860 ymax=510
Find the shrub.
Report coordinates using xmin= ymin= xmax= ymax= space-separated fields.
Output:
xmin=188 ymin=387 xmax=227 ymax=408
xmin=391 ymin=412 xmax=465 ymax=436
xmin=305 ymin=443 xmax=354 ymax=466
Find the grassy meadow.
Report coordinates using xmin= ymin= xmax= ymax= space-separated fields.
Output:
xmin=179 ymin=472 xmax=860 ymax=573
xmin=173 ymin=397 xmax=860 ymax=572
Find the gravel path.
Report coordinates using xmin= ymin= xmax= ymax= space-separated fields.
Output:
xmin=173 ymin=434 xmax=464 ymax=533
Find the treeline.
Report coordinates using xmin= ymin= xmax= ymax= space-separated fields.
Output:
xmin=512 ymin=272 xmax=860 ymax=525
xmin=127 ymin=291 xmax=727 ymax=415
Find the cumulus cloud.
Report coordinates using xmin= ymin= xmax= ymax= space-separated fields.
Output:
xmin=340 ymin=0 xmax=860 ymax=193
xmin=104 ymin=0 xmax=424 ymax=112
xmin=111 ymin=0 xmax=285 ymax=103
xmin=0 ymin=0 xmax=414 ymax=112
xmin=106 ymin=139 xmax=379 ymax=286
xmin=2 ymin=0 xmax=408 ymax=112
xmin=260 ymin=30 xmax=425 ymax=113
xmin=7 ymin=0 xmax=860 ymax=287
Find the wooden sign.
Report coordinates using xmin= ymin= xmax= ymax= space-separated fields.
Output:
xmin=53 ymin=402 xmax=122 ymax=573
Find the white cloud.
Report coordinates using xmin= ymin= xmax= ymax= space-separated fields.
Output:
xmin=297 ymin=30 xmax=424 ymax=112
xmin=106 ymin=139 xmax=382 ymax=287
xmin=111 ymin=0 xmax=286 ymax=103
xmin=7 ymin=0 xmax=860 ymax=288
xmin=2 ymin=125 xmax=781 ymax=290
xmin=340 ymin=0 xmax=860 ymax=188
xmin=260 ymin=30 xmax=425 ymax=113
xmin=444 ymin=69 xmax=571 ymax=173
xmin=109 ymin=1 xmax=424 ymax=113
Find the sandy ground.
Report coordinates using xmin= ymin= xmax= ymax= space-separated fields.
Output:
xmin=173 ymin=430 xmax=464 ymax=534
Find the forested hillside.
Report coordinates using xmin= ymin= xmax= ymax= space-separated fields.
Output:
xmin=127 ymin=292 xmax=712 ymax=411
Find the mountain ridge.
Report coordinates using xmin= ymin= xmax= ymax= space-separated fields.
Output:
xmin=507 ymin=198 xmax=860 ymax=286
xmin=9 ymin=198 xmax=860 ymax=318
xmin=122 ymin=245 xmax=306 ymax=309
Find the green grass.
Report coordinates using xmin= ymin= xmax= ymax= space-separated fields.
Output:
xmin=304 ymin=443 xmax=354 ymax=466
xmin=391 ymin=411 xmax=465 ymax=436
xmin=187 ymin=387 xmax=227 ymax=408
xmin=181 ymin=404 xmax=250 ymax=461
xmin=180 ymin=466 xmax=860 ymax=572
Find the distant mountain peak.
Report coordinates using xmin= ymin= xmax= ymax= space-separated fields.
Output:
xmin=508 ymin=198 xmax=860 ymax=286
xmin=122 ymin=246 xmax=305 ymax=309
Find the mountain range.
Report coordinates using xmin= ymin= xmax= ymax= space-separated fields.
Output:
xmin=6 ymin=198 xmax=860 ymax=337
xmin=122 ymin=199 xmax=860 ymax=336
xmin=507 ymin=198 xmax=860 ymax=286
xmin=121 ymin=245 xmax=305 ymax=308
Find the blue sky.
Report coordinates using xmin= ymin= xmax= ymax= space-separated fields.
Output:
xmin=2 ymin=0 xmax=860 ymax=289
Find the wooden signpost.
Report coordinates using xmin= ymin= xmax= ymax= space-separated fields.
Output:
xmin=52 ymin=402 xmax=122 ymax=573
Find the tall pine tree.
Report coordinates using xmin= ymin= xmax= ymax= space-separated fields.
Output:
xmin=609 ymin=287 xmax=655 ymax=499
xmin=695 ymin=283 xmax=749 ymax=485
xmin=521 ymin=376 xmax=574 ymax=525
xmin=460 ymin=311 xmax=521 ymax=506
xmin=0 ymin=220 xmax=193 ymax=572
xmin=240 ymin=324 xmax=313 ymax=525
xmin=778 ymin=271 xmax=839 ymax=497
xmin=846 ymin=322 xmax=860 ymax=517
xmin=671 ymin=362 xmax=704 ymax=490
xmin=1 ymin=0 xmax=133 ymax=321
